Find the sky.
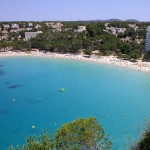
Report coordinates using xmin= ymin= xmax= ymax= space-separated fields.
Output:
xmin=0 ymin=0 xmax=150 ymax=21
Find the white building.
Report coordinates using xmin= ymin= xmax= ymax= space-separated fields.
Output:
xmin=11 ymin=24 xmax=19 ymax=28
xmin=25 ymin=32 xmax=38 ymax=40
xmin=74 ymin=26 xmax=86 ymax=33
xmin=116 ymin=28 xmax=126 ymax=33
xmin=145 ymin=26 xmax=150 ymax=51
xmin=26 ymin=28 xmax=32 ymax=31
xmin=37 ymin=31 xmax=43 ymax=33
xmin=35 ymin=24 xmax=42 ymax=29
xmin=104 ymin=27 xmax=126 ymax=35
xmin=10 ymin=29 xmax=18 ymax=33
xmin=45 ymin=22 xmax=50 ymax=27
xmin=128 ymin=24 xmax=138 ymax=31
xmin=78 ymin=26 xmax=86 ymax=32
xmin=3 ymin=24 xmax=10 ymax=28
xmin=28 ymin=22 xmax=33 ymax=27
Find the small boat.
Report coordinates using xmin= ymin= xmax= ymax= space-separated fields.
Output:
xmin=32 ymin=125 xmax=36 ymax=129
xmin=59 ymin=88 xmax=65 ymax=92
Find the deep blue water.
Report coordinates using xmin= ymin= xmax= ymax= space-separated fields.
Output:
xmin=0 ymin=57 xmax=150 ymax=150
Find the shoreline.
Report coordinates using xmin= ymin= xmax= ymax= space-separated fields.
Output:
xmin=0 ymin=51 xmax=150 ymax=73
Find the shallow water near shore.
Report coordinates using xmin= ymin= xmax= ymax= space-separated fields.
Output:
xmin=0 ymin=56 xmax=150 ymax=150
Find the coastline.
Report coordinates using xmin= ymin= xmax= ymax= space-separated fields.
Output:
xmin=0 ymin=51 xmax=150 ymax=73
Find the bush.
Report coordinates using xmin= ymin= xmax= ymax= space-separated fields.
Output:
xmin=8 ymin=131 xmax=54 ymax=150
xmin=143 ymin=50 xmax=150 ymax=61
xmin=132 ymin=122 xmax=150 ymax=150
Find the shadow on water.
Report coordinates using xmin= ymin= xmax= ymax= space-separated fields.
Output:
xmin=0 ymin=69 xmax=4 ymax=76
xmin=12 ymin=129 xmax=20 ymax=134
xmin=8 ymin=84 xmax=22 ymax=89
xmin=24 ymin=99 xmax=43 ymax=106
xmin=0 ymin=64 xmax=4 ymax=76
xmin=6 ymin=82 xmax=10 ymax=85
xmin=0 ymin=110 xmax=10 ymax=116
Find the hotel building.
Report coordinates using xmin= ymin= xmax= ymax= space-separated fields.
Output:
xmin=145 ymin=26 xmax=150 ymax=51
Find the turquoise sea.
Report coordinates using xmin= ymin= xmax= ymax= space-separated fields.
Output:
xmin=0 ymin=57 xmax=150 ymax=150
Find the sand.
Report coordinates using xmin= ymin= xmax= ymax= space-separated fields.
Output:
xmin=0 ymin=51 xmax=150 ymax=73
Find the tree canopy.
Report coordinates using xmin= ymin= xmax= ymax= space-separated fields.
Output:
xmin=132 ymin=122 xmax=150 ymax=150
xmin=8 ymin=117 xmax=111 ymax=150
xmin=143 ymin=51 xmax=150 ymax=61
xmin=55 ymin=117 xmax=112 ymax=150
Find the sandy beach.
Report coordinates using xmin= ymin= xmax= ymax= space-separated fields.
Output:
xmin=0 ymin=50 xmax=150 ymax=73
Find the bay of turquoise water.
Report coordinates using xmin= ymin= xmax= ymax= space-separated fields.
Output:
xmin=0 ymin=57 xmax=150 ymax=150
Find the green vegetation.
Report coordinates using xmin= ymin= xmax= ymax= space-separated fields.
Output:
xmin=143 ymin=50 xmax=150 ymax=61
xmin=83 ymin=49 xmax=93 ymax=57
xmin=8 ymin=117 xmax=111 ymax=150
xmin=55 ymin=117 xmax=111 ymax=150
xmin=0 ymin=21 xmax=149 ymax=60
xmin=132 ymin=122 xmax=150 ymax=150
xmin=8 ymin=131 xmax=54 ymax=150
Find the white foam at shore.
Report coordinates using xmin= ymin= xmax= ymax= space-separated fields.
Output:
xmin=0 ymin=51 xmax=150 ymax=73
